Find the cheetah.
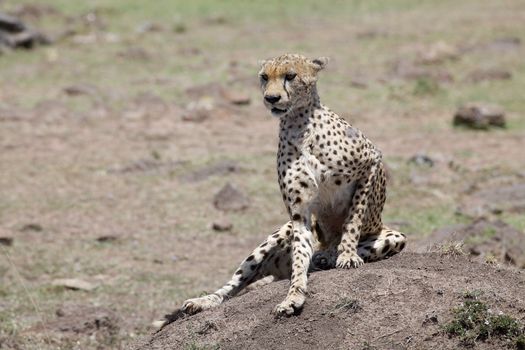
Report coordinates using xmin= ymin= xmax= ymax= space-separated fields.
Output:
xmin=179 ymin=54 xmax=406 ymax=318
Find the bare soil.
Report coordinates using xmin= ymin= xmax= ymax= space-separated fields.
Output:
xmin=134 ymin=253 xmax=525 ymax=350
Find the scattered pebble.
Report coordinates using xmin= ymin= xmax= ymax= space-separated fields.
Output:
xmin=481 ymin=36 xmax=521 ymax=52
xmin=136 ymin=21 xmax=164 ymax=34
xmin=181 ymin=160 xmax=240 ymax=183
xmin=213 ymin=183 xmax=250 ymax=212
xmin=20 ymin=223 xmax=43 ymax=232
xmin=465 ymin=68 xmax=512 ymax=83
xmin=96 ymin=235 xmax=118 ymax=243
xmin=117 ymin=46 xmax=151 ymax=61
xmin=0 ymin=12 xmax=50 ymax=50
xmin=417 ymin=41 xmax=459 ymax=65
xmin=350 ymin=78 xmax=368 ymax=89
xmin=182 ymin=97 xmax=215 ymax=122
xmin=408 ymin=153 xmax=434 ymax=167
xmin=453 ymin=102 xmax=506 ymax=129
xmin=221 ymin=90 xmax=251 ymax=105
xmin=52 ymin=278 xmax=97 ymax=291
xmin=63 ymin=84 xmax=100 ymax=97
xmin=0 ymin=237 xmax=13 ymax=246
xmin=211 ymin=218 xmax=233 ymax=232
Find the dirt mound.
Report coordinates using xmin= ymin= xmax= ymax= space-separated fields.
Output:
xmin=417 ymin=218 xmax=525 ymax=268
xmin=133 ymin=253 xmax=525 ymax=350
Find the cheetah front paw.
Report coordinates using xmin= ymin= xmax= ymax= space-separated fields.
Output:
xmin=182 ymin=294 xmax=222 ymax=315
xmin=336 ymin=252 xmax=364 ymax=269
xmin=272 ymin=294 xmax=305 ymax=317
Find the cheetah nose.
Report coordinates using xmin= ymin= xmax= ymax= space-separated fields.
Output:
xmin=264 ymin=94 xmax=281 ymax=104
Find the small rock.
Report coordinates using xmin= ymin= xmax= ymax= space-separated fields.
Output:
xmin=0 ymin=13 xmax=26 ymax=32
xmin=465 ymin=69 xmax=512 ymax=83
xmin=408 ymin=153 xmax=434 ymax=167
xmin=483 ymin=37 xmax=521 ymax=52
xmin=136 ymin=21 xmax=164 ymax=34
xmin=152 ymin=320 xmax=166 ymax=329
xmin=417 ymin=41 xmax=459 ymax=65
xmin=213 ymin=183 xmax=250 ymax=212
xmin=117 ymin=46 xmax=151 ymax=61
xmin=52 ymin=278 xmax=97 ymax=291
xmin=0 ymin=12 xmax=50 ymax=50
xmin=55 ymin=308 xmax=66 ymax=317
xmin=211 ymin=218 xmax=233 ymax=232
xmin=423 ymin=312 xmax=439 ymax=325
xmin=20 ymin=223 xmax=43 ymax=232
xmin=453 ymin=102 xmax=506 ymax=129
xmin=0 ymin=237 xmax=13 ymax=246
xmin=181 ymin=160 xmax=240 ymax=183
xmin=391 ymin=59 xmax=454 ymax=83
xmin=182 ymin=97 xmax=214 ymax=122
xmin=96 ymin=235 xmax=118 ymax=243
xmin=350 ymin=78 xmax=368 ymax=89
xmin=6 ymin=30 xmax=49 ymax=48
xmin=63 ymin=84 xmax=99 ymax=97
xmin=221 ymin=90 xmax=251 ymax=105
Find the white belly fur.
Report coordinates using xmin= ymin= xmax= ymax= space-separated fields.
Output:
xmin=302 ymin=152 xmax=356 ymax=236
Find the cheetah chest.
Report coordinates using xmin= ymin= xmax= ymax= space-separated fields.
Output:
xmin=302 ymin=151 xmax=356 ymax=233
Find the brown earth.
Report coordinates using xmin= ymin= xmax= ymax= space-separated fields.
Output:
xmin=134 ymin=253 xmax=525 ymax=350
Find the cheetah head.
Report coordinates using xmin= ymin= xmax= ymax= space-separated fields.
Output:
xmin=258 ymin=54 xmax=328 ymax=117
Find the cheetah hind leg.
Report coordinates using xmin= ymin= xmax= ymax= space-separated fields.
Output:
xmin=358 ymin=225 xmax=406 ymax=262
xmin=180 ymin=222 xmax=293 ymax=316
xmin=309 ymin=226 xmax=406 ymax=271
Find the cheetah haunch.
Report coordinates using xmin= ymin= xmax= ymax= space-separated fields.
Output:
xmin=180 ymin=54 xmax=406 ymax=318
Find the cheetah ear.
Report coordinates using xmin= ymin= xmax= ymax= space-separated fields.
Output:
xmin=258 ymin=59 xmax=268 ymax=67
xmin=310 ymin=57 xmax=329 ymax=71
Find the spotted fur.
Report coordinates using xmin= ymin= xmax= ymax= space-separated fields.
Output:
xmin=179 ymin=53 xmax=406 ymax=318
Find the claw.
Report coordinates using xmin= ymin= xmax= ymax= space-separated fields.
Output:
xmin=272 ymin=295 xmax=305 ymax=317
xmin=181 ymin=295 xmax=222 ymax=315
xmin=336 ymin=253 xmax=364 ymax=269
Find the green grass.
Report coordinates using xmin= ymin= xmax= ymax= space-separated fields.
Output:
xmin=444 ymin=293 xmax=525 ymax=348
xmin=334 ymin=297 xmax=361 ymax=313
xmin=501 ymin=213 xmax=525 ymax=233
xmin=464 ymin=225 xmax=498 ymax=245
xmin=8 ymin=0 xmax=455 ymax=25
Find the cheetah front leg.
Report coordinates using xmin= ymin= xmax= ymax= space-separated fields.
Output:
xmin=336 ymin=160 xmax=380 ymax=269
xmin=273 ymin=167 xmax=317 ymax=316
xmin=181 ymin=222 xmax=293 ymax=315
xmin=273 ymin=213 xmax=314 ymax=316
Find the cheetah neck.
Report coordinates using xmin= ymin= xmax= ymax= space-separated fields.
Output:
xmin=279 ymin=87 xmax=322 ymax=135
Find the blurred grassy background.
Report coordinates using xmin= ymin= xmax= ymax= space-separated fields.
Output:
xmin=1 ymin=1 xmax=524 ymax=349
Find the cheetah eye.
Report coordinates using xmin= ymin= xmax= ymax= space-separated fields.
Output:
xmin=260 ymin=73 xmax=268 ymax=81
xmin=285 ymin=73 xmax=296 ymax=81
